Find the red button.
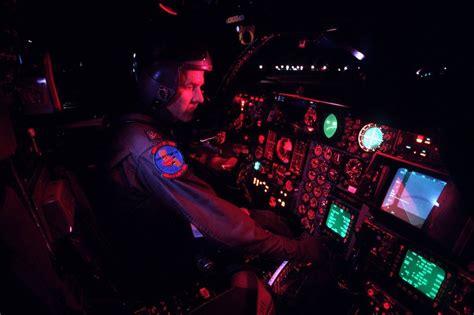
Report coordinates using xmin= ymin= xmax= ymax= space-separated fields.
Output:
xmin=199 ymin=287 xmax=211 ymax=299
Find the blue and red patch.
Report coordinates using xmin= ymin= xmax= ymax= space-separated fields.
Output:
xmin=151 ymin=141 xmax=188 ymax=178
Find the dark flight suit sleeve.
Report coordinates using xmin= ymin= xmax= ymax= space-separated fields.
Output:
xmin=135 ymin=141 xmax=327 ymax=263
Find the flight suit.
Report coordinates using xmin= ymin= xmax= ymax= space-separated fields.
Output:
xmin=103 ymin=113 xmax=327 ymax=295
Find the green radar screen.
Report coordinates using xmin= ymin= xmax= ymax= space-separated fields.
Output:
xmin=323 ymin=113 xmax=338 ymax=138
xmin=399 ymin=250 xmax=446 ymax=300
xmin=325 ymin=203 xmax=351 ymax=238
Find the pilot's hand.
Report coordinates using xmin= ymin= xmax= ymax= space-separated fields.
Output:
xmin=209 ymin=156 xmax=238 ymax=171
xmin=295 ymin=233 xmax=330 ymax=264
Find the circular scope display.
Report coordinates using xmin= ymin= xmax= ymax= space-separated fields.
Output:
xmin=358 ymin=123 xmax=384 ymax=152
xmin=323 ymin=113 xmax=338 ymax=139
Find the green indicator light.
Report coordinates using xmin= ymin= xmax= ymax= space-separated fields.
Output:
xmin=399 ymin=250 xmax=446 ymax=300
xmin=323 ymin=114 xmax=338 ymax=138
xmin=254 ymin=161 xmax=261 ymax=171
xmin=325 ymin=203 xmax=351 ymax=238
xmin=362 ymin=127 xmax=383 ymax=150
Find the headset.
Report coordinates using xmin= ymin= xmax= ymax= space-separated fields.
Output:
xmin=136 ymin=49 xmax=213 ymax=112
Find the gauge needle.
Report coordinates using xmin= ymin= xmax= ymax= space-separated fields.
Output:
xmin=200 ymin=135 xmax=217 ymax=143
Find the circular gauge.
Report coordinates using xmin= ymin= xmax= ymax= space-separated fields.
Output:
xmin=323 ymin=113 xmax=338 ymax=139
xmin=302 ymin=193 xmax=310 ymax=203
xmin=276 ymin=137 xmax=293 ymax=163
xmin=314 ymin=144 xmax=323 ymax=156
xmin=323 ymin=147 xmax=332 ymax=160
xmin=345 ymin=158 xmax=363 ymax=180
xmin=313 ymin=186 xmax=322 ymax=197
xmin=285 ymin=180 xmax=294 ymax=192
xmin=358 ymin=123 xmax=384 ymax=152
xmin=298 ymin=204 xmax=307 ymax=214
xmin=317 ymin=174 xmax=326 ymax=185
xmin=304 ymin=107 xmax=317 ymax=127
xmin=328 ymin=168 xmax=339 ymax=181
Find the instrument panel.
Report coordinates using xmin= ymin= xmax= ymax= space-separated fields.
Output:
xmin=222 ymin=91 xmax=473 ymax=314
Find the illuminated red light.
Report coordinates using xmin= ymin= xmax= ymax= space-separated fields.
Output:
xmin=416 ymin=135 xmax=424 ymax=143
xmin=383 ymin=302 xmax=391 ymax=310
xmin=199 ymin=287 xmax=211 ymax=299
xmin=347 ymin=185 xmax=357 ymax=194
xmin=27 ymin=128 xmax=36 ymax=137
xmin=158 ymin=3 xmax=178 ymax=15
xmin=367 ymin=289 xmax=374 ymax=296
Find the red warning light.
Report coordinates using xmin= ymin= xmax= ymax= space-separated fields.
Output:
xmin=416 ymin=135 xmax=424 ymax=143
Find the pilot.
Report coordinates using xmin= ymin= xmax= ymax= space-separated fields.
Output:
xmin=102 ymin=43 xmax=328 ymax=300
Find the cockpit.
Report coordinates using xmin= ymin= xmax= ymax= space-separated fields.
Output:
xmin=1 ymin=1 xmax=473 ymax=314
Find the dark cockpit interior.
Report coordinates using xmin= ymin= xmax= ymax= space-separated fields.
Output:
xmin=1 ymin=1 xmax=473 ymax=314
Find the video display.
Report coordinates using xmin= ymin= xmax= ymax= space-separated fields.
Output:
xmin=399 ymin=250 xmax=446 ymax=300
xmin=325 ymin=203 xmax=351 ymax=238
xmin=381 ymin=168 xmax=447 ymax=228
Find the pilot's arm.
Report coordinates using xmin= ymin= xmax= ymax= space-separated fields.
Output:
xmin=136 ymin=140 xmax=327 ymax=263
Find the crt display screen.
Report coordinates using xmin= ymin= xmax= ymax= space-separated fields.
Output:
xmin=325 ymin=203 xmax=351 ymax=238
xmin=399 ymin=250 xmax=446 ymax=300
xmin=381 ymin=168 xmax=447 ymax=228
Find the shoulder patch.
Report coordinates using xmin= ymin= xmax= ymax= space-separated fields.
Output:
xmin=145 ymin=129 xmax=160 ymax=140
xmin=151 ymin=141 xmax=188 ymax=178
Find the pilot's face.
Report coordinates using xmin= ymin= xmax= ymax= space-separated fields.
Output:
xmin=166 ymin=69 xmax=205 ymax=122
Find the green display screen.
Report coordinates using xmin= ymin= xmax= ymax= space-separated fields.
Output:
xmin=325 ymin=203 xmax=351 ymax=238
xmin=399 ymin=250 xmax=446 ymax=300
xmin=323 ymin=114 xmax=338 ymax=138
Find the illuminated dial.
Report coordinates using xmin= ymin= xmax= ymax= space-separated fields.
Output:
xmin=358 ymin=123 xmax=384 ymax=152
xmin=310 ymin=158 xmax=319 ymax=169
xmin=313 ymin=144 xmax=323 ymax=156
xmin=304 ymin=107 xmax=317 ymax=127
xmin=276 ymin=137 xmax=293 ymax=163
xmin=298 ymin=204 xmax=307 ymax=214
xmin=302 ymin=193 xmax=310 ymax=203
xmin=285 ymin=180 xmax=294 ymax=192
xmin=328 ymin=168 xmax=339 ymax=181
xmin=323 ymin=147 xmax=332 ymax=160
xmin=313 ymin=186 xmax=322 ymax=197
xmin=345 ymin=158 xmax=363 ymax=181
xmin=323 ymin=113 xmax=338 ymax=139
xmin=317 ymin=174 xmax=326 ymax=185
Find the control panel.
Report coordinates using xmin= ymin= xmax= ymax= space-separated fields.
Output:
xmin=220 ymin=91 xmax=472 ymax=314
